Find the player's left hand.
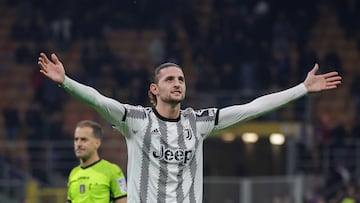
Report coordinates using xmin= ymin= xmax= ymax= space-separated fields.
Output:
xmin=303 ymin=63 xmax=342 ymax=92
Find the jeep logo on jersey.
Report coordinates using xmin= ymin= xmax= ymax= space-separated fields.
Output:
xmin=153 ymin=144 xmax=193 ymax=165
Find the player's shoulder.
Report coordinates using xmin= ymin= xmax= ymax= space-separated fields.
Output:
xmin=123 ymin=104 xmax=151 ymax=111
xmin=182 ymin=107 xmax=218 ymax=118
xmin=123 ymin=104 xmax=152 ymax=118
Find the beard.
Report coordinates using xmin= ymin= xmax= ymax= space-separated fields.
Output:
xmin=164 ymin=93 xmax=185 ymax=105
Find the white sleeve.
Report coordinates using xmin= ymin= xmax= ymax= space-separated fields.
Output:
xmin=61 ymin=76 xmax=126 ymax=127
xmin=212 ymin=83 xmax=308 ymax=133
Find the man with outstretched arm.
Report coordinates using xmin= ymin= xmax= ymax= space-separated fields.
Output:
xmin=38 ymin=52 xmax=341 ymax=203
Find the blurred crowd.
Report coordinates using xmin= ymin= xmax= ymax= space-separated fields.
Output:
xmin=1 ymin=0 xmax=360 ymax=202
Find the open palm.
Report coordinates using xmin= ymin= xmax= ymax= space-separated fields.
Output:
xmin=303 ymin=64 xmax=342 ymax=92
xmin=38 ymin=53 xmax=66 ymax=84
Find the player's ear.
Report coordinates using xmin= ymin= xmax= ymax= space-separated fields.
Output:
xmin=150 ymin=83 xmax=158 ymax=95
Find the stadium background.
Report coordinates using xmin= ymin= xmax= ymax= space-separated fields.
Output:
xmin=0 ymin=0 xmax=360 ymax=202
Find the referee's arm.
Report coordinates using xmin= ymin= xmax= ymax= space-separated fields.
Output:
xmin=114 ymin=195 xmax=127 ymax=203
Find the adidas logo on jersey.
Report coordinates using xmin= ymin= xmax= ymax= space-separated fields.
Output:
xmin=151 ymin=128 xmax=161 ymax=137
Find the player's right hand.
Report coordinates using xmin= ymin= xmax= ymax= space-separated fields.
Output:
xmin=38 ymin=53 xmax=66 ymax=84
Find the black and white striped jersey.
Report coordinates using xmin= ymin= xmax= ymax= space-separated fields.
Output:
xmin=61 ymin=76 xmax=308 ymax=203
xmin=114 ymin=105 xmax=218 ymax=203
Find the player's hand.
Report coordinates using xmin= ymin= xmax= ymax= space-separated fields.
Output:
xmin=38 ymin=53 xmax=66 ymax=84
xmin=303 ymin=63 xmax=342 ymax=93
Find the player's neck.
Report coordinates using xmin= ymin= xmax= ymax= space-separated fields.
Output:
xmin=155 ymin=103 xmax=180 ymax=119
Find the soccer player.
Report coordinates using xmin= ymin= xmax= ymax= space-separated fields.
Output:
xmin=38 ymin=53 xmax=341 ymax=203
xmin=67 ymin=120 xmax=127 ymax=203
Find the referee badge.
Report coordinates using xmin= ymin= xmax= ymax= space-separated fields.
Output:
xmin=118 ymin=178 xmax=127 ymax=193
xmin=79 ymin=184 xmax=85 ymax=194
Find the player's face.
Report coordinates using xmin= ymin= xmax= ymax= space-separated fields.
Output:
xmin=73 ymin=126 xmax=100 ymax=161
xmin=153 ymin=66 xmax=186 ymax=105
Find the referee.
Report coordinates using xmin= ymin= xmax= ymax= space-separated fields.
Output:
xmin=66 ymin=120 xmax=127 ymax=203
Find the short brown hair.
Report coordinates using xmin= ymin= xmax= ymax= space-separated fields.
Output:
xmin=76 ymin=120 xmax=103 ymax=140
